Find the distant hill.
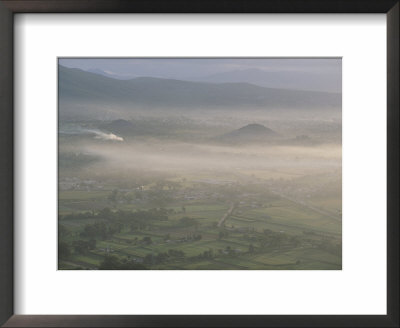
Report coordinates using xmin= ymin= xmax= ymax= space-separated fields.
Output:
xmin=59 ymin=65 xmax=341 ymax=118
xmin=214 ymin=123 xmax=279 ymax=144
xmin=86 ymin=68 xmax=138 ymax=80
xmin=199 ymin=68 xmax=342 ymax=93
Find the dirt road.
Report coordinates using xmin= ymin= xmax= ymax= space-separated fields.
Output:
xmin=217 ymin=203 xmax=236 ymax=227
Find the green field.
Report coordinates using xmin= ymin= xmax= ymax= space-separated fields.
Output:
xmin=58 ymin=170 xmax=342 ymax=270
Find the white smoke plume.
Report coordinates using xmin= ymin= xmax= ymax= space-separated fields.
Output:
xmin=86 ymin=129 xmax=124 ymax=142
xmin=59 ymin=125 xmax=124 ymax=142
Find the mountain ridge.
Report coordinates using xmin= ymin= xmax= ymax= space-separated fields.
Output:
xmin=59 ymin=65 xmax=341 ymax=118
xmin=198 ymin=67 xmax=342 ymax=93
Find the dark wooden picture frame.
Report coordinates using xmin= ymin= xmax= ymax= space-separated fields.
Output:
xmin=0 ymin=1 xmax=398 ymax=327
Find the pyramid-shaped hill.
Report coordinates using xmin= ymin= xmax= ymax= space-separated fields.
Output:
xmin=215 ymin=123 xmax=279 ymax=144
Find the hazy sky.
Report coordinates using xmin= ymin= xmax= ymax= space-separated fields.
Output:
xmin=59 ymin=58 xmax=342 ymax=92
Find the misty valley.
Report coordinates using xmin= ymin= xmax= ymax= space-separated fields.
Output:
xmin=59 ymin=116 xmax=342 ymax=270
xmin=58 ymin=62 xmax=342 ymax=270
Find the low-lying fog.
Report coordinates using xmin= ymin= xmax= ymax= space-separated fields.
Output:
xmin=74 ymin=140 xmax=341 ymax=173
xmin=59 ymin=114 xmax=341 ymax=183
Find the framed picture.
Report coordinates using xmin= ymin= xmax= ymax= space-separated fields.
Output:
xmin=57 ymin=56 xmax=343 ymax=272
xmin=0 ymin=0 xmax=398 ymax=327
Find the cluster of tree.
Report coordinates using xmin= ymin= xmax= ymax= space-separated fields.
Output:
xmin=80 ymin=221 xmax=123 ymax=240
xmin=58 ymin=239 xmax=97 ymax=259
xmin=167 ymin=249 xmax=185 ymax=258
xmin=315 ymin=240 xmax=342 ymax=257
xmin=61 ymin=207 xmax=171 ymax=238
xmin=192 ymin=233 xmax=202 ymax=241
xmin=143 ymin=253 xmax=166 ymax=265
xmin=59 ymin=224 xmax=71 ymax=238
xmin=58 ymin=224 xmax=73 ymax=260
xmin=130 ymin=222 xmax=150 ymax=232
xmin=127 ymin=209 xmax=168 ymax=231
xmin=178 ymin=217 xmax=198 ymax=227
xmin=123 ymin=237 xmax=138 ymax=245
xmin=140 ymin=236 xmax=152 ymax=245
xmin=195 ymin=249 xmax=214 ymax=259
xmin=143 ymin=249 xmax=186 ymax=265
xmin=248 ymin=243 xmax=255 ymax=253
xmin=242 ymin=232 xmax=258 ymax=242
xmin=124 ymin=208 xmax=169 ymax=231
xmin=221 ymin=245 xmax=241 ymax=256
xmin=99 ymin=255 xmax=147 ymax=270
xmin=177 ymin=233 xmax=202 ymax=242
xmin=58 ymin=241 xmax=71 ymax=260
xmin=217 ymin=230 xmax=229 ymax=240
xmin=72 ymin=239 xmax=97 ymax=254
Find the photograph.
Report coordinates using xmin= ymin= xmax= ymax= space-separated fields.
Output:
xmin=58 ymin=58 xmax=342 ymax=270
